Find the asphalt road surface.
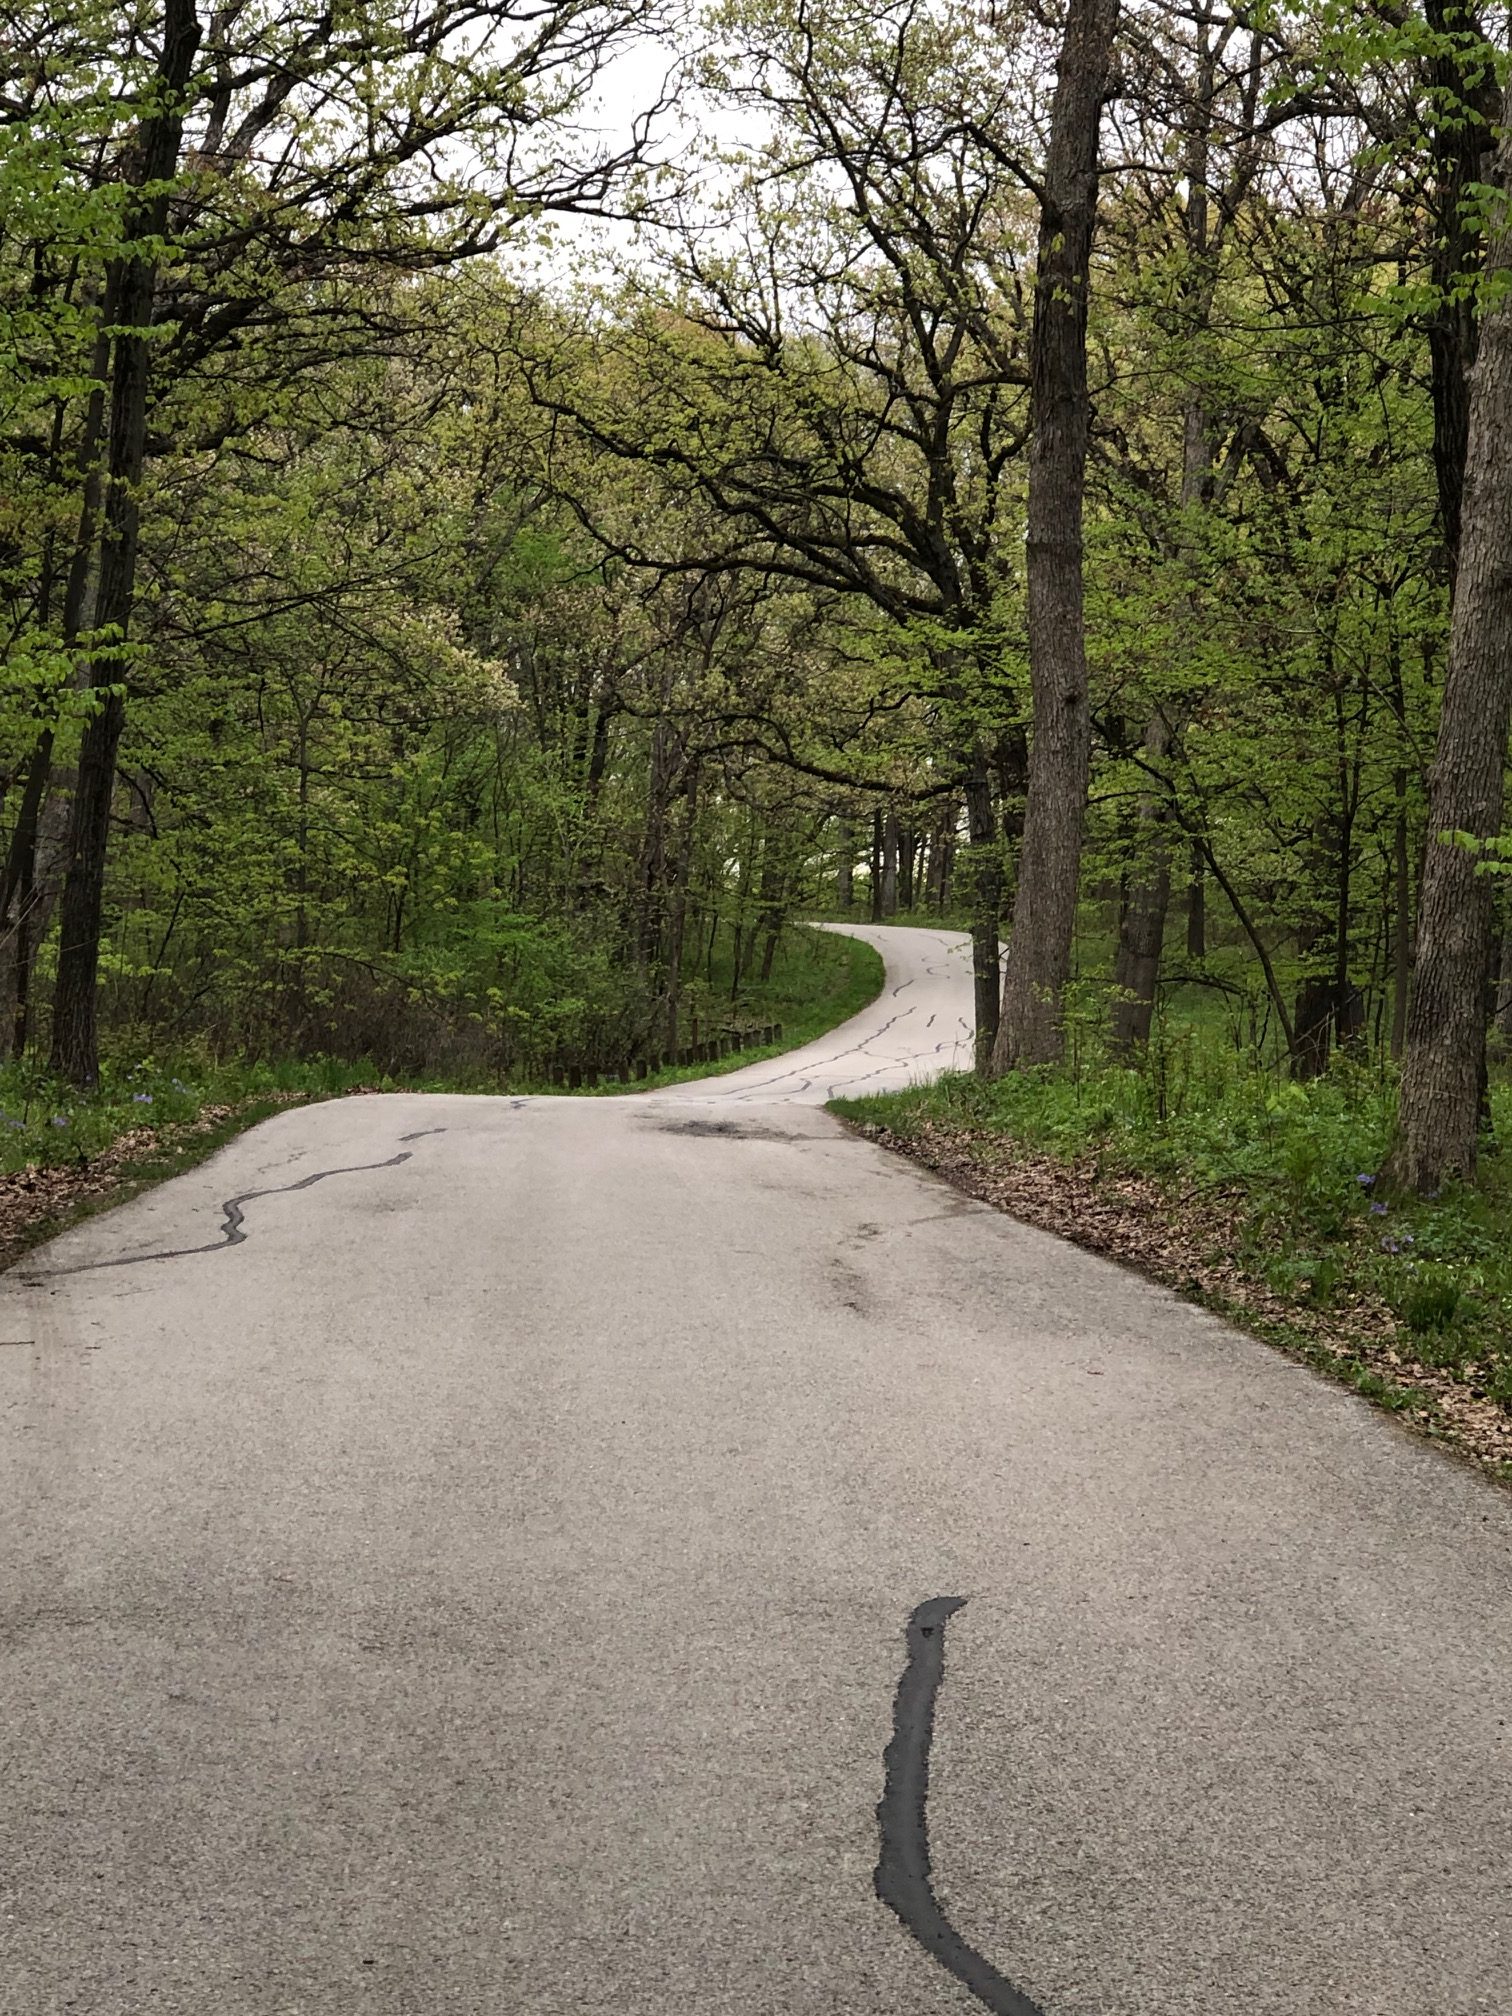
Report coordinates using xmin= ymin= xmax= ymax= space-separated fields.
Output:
xmin=4 ymin=923 xmax=1511 ymax=2016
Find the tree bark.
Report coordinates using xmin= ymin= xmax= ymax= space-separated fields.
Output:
xmin=993 ymin=0 xmax=1119 ymax=1071
xmin=1186 ymin=843 xmax=1206 ymax=958
xmin=933 ymin=819 xmax=954 ymax=913
xmin=755 ymin=839 xmax=786 ymax=983
xmin=1110 ymin=711 xmax=1173 ymax=1053
xmin=0 ymin=311 xmax=112 ymax=1054
xmin=880 ymin=810 xmax=899 ymax=916
xmin=1422 ymin=0 xmax=1500 ymax=571
xmin=963 ymin=753 xmax=1002 ymax=1071
xmin=1390 ymin=788 xmax=1412 ymax=1061
xmin=662 ymin=759 xmax=699 ymax=1054
xmin=1494 ymin=918 xmax=1512 ymax=1050
xmin=50 ymin=0 xmax=203 ymax=1085
xmin=899 ymin=827 xmax=916 ymax=912
xmin=1385 ymin=85 xmax=1512 ymax=1190
xmin=836 ymin=817 xmax=854 ymax=910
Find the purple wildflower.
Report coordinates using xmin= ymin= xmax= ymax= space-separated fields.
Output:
xmin=1356 ymin=1173 xmax=1375 ymax=1187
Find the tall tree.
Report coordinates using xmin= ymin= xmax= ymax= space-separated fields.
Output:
xmin=48 ymin=0 xmax=204 ymax=1081
xmin=1386 ymin=82 xmax=1512 ymax=1191
xmin=32 ymin=0 xmax=662 ymax=1083
xmin=993 ymin=0 xmax=1120 ymax=1069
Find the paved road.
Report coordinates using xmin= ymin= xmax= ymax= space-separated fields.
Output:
xmin=659 ymin=922 xmax=980 ymax=1102
xmin=4 ymin=924 xmax=1511 ymax=2015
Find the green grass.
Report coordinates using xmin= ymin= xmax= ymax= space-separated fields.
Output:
xmin=836 ymin=1039 xmax=1512 ymax=1412
xmin=0 ymin=1051 xmax=412 ymax=1178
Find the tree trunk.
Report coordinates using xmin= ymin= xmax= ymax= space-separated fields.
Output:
xmin=0 ymin=311 xmax=113 ymax=1055
xmin=993 ymin=0 xmax=1119 ymax=1072
xmin=662 ymin=759 xmax=700 ymax=1053
xmin=880 ymin=811 xmax=899 ymax=916
xmin=756 ymin=839 xmax=785 ymax=983
xmin=1422 ymin=0 xmax=1500 ymax=572
xmin=836 ymin=817 xmax=854 ymax=910
xmin=1390 ymin=778 xmax=1412 ymax=1060
xmin=1111 ymin=376 xmax=1212 ymax=1046
xmin=899 ymin=827 xmax=916 ymax=912
xmin=869 ymin=808 xmax=884 ymax=923
xmin=1495 ymin=919 xmax=1512 ymax=1050
xmin=1291 ymin=973 xmax=1333 ymax=1080
xmin=963 ymin=753 xmax=1002 ymax=1071
xmin=0 ymin=777 xmax=72 ymax=1060
xmin=1386 ymin=87 xmax=1512 ymax=1191
xmin=1110 ymin=712 xmax=1173 ymax=1053
xmin=934 ymin=823 xmax=954 ymax=913
xmin=1186 ymin=843 xmax=1206 ymax=958
xmin=637 ymin=720 xmax=676 ymax=969
xmin=50 ymin=0 xmax=203 ymax=1085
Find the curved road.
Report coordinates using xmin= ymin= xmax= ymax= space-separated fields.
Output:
xmin=4 ymin=925 xmax=1512 ymax=2014
xmin=661 ymin=922 xmax=981 ymax=1103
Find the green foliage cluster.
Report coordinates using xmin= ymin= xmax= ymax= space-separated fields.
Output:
xmin=3 ymin=0 xmax=1512 ymax=1218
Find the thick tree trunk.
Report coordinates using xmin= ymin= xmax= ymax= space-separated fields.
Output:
xmin=993 ymin=0 xmax=1119 ymax=1071
xmin=1422 ymin=0 xmax=1499 ymax=571
xmin=1386 ymin=89 xmax=1512 ymax=1191
xmin=1390 ymin=780 xmax=1411 ymax=1059
xmin=50 ymin=0 xmax=202 ymax=1085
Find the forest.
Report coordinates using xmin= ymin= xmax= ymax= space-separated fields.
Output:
xmin=4 ymin=0 xmax=1512 ymax=1390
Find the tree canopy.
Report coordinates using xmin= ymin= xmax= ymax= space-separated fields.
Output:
xmin=2 ymin=0 xmax=1511 ymax=1192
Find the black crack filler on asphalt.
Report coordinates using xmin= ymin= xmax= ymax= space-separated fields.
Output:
xmin=876 ymin=1597 xmax=1048 ymax=2016
xmin=21 ymin=1143 xmax=433 ymax=1280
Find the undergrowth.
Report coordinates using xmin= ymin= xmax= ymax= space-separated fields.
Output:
xmin=0 ymin=925 xmax=882 ymax=1177
xmin=842 ymin=1038 xmax=1512 ymax=1409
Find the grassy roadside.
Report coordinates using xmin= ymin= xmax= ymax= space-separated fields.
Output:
xmin=0 ymin=1058 xmax=429 ymax=1274
xmin=832 ymin=1061 xmax=1512 ymax=1483
xmin=0 ymin=925 xmax=886 ymax=1267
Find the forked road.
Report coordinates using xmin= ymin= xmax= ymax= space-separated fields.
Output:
xmin=4 ymin=924 xmax=1511 ymax=2015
